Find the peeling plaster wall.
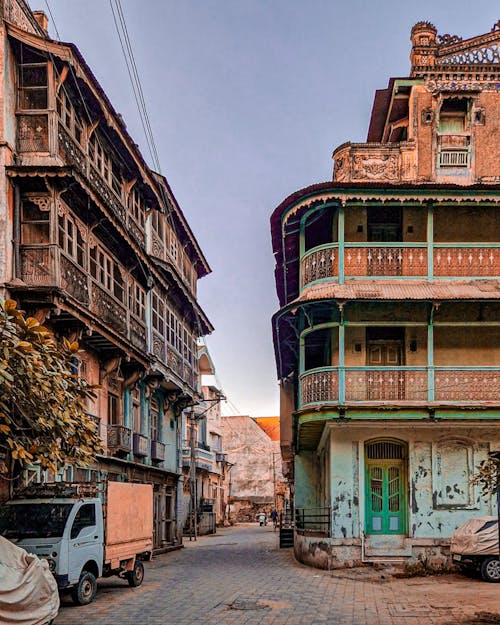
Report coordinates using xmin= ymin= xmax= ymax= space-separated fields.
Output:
xmin=330 ymin=438 xmax=358 ymax=539
xmin=294 ymin=424 xmax=499 ymax=568
xmin=325 ymin=425 xmax=498 ymax=542
xmin=295 ymin=451 xmax=320 ymax=510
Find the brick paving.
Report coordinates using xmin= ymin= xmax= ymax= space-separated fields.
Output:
xmin=55 ymin=523 xmax=499 ymax=625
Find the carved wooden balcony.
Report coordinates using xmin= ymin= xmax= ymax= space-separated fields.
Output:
xmin=19 ymin=245 xmax=147 ymax=352
xmin=133 ymin=432 xmax=149 ymax=457
xmin=151 ymin=439 xmax=166 ymax=462
xmin=107 ymin=424 xmax=132 ymax=455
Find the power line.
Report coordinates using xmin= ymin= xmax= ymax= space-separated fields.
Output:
xmin=109 ymin=0 xmax=161 ymax=174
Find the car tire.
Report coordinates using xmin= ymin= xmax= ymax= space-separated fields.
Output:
xmin=71 ymin=570 xmax=98 ymax=605
xmin=480 ymin=557 xmax=500 ymax=583
xmin=126 ymin=560 xmax=144 ymax=588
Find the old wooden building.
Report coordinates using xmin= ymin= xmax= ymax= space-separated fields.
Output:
xmin=272 ymin=22 xmax=499 ymax=567
xmin=0 ymin=2 xmax=213 ymax=550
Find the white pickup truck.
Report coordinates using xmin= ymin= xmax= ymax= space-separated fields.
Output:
xmin=0 ymin=481 xmax=153 ymax=605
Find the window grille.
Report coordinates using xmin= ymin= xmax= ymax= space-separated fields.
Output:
xmin=366 ymin=441 xmax=404 ymax=460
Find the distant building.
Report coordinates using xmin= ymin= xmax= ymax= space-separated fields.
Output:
xmin=181 ymin=345 xmax=229 ymax=535
xmin=0 ymin=2 xmax=213 ymax=551
xmin=221 ymin=416 xmax=286 ymax=521
xmin=271 ymin=22 xmax=499 ymax=568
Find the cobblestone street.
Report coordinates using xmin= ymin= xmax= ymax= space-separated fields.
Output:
xmin=55 ymin=524 xmax=499 ymax=625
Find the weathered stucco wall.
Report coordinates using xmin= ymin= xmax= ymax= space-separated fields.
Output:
xmin=221 ymin=416 xmax=280 ymax=506
xmin=293 ymin=423 xmax=499 ymax=568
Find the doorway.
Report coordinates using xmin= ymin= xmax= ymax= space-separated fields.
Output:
xmin=364 ymin=439 xmax=407 ymax=535
xmin=366 ymin=328 xmax=405 ymax=400
xmin=367 ymin=206 xmax=403 ymax=275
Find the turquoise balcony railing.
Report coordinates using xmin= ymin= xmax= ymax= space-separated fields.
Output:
xmin=300 ymin=243 xmax=500 ymax=289
xmin=299 ymin=366 xmax=499 ymax=408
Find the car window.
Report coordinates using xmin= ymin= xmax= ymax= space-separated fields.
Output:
xmin=475 ymin=520 xmax=498 ymax=533
xmin=70 ymin=503 xmax=96 ymax=539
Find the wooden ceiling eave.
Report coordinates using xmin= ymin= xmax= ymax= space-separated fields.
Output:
xmin=6 ymin=23 xmax=167 ymax=214
xmin=8 ymin=284 xmax=150 ymax=367
xmin=280 ymin=189 xmax=500 ymax=231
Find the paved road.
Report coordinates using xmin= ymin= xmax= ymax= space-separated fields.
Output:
xmin=55 ymin=524 xmax=499 ymax=625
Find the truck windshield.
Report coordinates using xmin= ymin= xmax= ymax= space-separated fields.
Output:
xmin=0 ymin=503 xmax=73 ymax=539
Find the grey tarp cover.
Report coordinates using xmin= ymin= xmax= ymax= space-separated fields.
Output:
xmin=450 ymin=516 xmax=499 ymax=556
xmin=0 ymin=536 xmax=59 ymax=625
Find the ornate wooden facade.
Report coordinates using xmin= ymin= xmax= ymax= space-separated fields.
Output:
xmin=0 ymin=1 xmax=213 ymax=549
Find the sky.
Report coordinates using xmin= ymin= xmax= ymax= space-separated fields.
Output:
xmin=36 ymin=0 xmax=499 ymax=417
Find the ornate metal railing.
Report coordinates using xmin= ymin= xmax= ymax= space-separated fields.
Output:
xmin=345 ymin=368 xmax=428 ymax=402
xmin=299 ymin=366 xmax=499 ymax=407
xmin=300 ymin=243 xmax=499 ymax=289
xmin=434 ymin=246 xmax=500 ymax=276
xmin=301 ymin=245 xmax=338 ymax=287
xmin=301 ymin=369 xmax=338 ymax=405
xmin=434 ymin=368 xmax=499 ymax=401
xmin=344 ymin=245 xmax=428 ymax=277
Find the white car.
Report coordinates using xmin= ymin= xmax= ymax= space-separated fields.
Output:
xmin=0 ymin=536 xmax=59 ymax=625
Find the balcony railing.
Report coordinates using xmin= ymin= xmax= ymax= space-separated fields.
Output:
xmin=333 ymin=142 xmax=411 ymax=184
xmin=295 ymin=508 xmax=331 ymax=537
xmin=300 ymin=243 xmax=500 ymax=288
xmin=151 ymin=439 xmax=166 ymax=461
xmin=133 ymin=432 xmax=149 ymax=457
xmin=299 ymin=367 xmax=499 ymax=408
xmin=19 ymin=245 xmax=148 ymax=351
xmin=107 ymin=424 xmax=132 ymax=454
xmin=438 ymin=150 xmax=469 ymax=167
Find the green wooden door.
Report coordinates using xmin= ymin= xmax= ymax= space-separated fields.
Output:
xmin=365 ymin=459 xmax=407 ymax=534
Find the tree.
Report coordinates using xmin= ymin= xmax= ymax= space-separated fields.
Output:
xmin=0 ymin=299 xmax=102 ymax=475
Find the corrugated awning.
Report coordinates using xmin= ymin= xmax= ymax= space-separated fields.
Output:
xmin=296 ymin=280 xmax=500 ymax=303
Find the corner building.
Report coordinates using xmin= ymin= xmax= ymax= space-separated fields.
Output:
xmin=271 ymin=22 xmax=500 ymax=567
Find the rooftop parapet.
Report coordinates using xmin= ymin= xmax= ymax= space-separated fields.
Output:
xmin=410 ymin=19 xmax=500 ymax=76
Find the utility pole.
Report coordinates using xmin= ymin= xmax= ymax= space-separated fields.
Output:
xmin=187 ymin=392 xmax=226 ymax=541
xmin=272 ymin=452 xmax=277 ymax=510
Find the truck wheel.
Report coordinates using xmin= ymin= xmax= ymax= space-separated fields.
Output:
xmin=126 ymin=560 xmax=144 ymax=587
xmin=71 ymin=571 xmax=98 ymax=605
xmin=480 ymin=557 xmax=500 ymax=583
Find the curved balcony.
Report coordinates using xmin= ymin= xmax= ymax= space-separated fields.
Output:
xmin=300 ymin=243 xmax=500 ymax=289
xmin=299 ymin=367 xmax=499 ymax=408
xmin=333 ymin=141 xmax=415 ymax=184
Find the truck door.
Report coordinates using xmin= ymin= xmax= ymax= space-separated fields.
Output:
xmin=67 ymin=502 xmax=103 ymax=584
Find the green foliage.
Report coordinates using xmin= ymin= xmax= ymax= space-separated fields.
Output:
xmin=0 ymin=299 xmax=103 ymax=473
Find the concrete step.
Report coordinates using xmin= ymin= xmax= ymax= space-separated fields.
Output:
xmin=279 ymin=528 xmax=294 ymax=548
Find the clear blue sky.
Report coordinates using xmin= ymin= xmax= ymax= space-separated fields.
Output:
xmin=37 ymin=1 xmax=498 ymax=417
